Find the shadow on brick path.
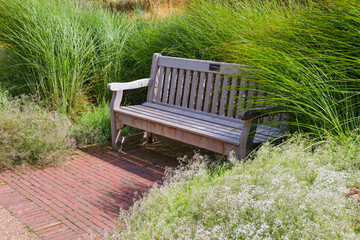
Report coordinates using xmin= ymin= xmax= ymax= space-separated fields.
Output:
xmin=0 ymin=138 xmax=216 ymax=239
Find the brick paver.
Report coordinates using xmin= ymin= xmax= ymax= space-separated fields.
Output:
xmin=0 ymin=144 xmax=174 ymax=239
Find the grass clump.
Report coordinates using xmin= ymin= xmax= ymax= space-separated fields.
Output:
xmin=228 ymin=0 xmax=360 ymax=139
xmin=0 ymin=0 xmax=136 ymax=116
xmin=124 ymin=0 xmax=360 ymax=140
xmin=71 ymin=104 xmax=112 ymax=146
xmin=0 ymin=91 xmax=73 ymax=168
xmin=113 ymin=136 xmax=360 ymax=239
xmin=71 ymin=103 xmax=142 ymax=146
xmin=91 ymin=0 xmax=191 ymax=12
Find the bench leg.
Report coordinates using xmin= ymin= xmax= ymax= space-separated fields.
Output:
xmin=148 ymin=132 xmax=153 ymax=143
xmin=143 ymin=132 xmax=155 ymax=143
xmin=110 ymin=110 xmax=125 ymax=150
xmin=237 ymin=119 xmax=258 ymax=161
xmin=112 ymin=124 xmax=126 ymax=150
xmin=110 ymin=113 xmax=117 ymax=150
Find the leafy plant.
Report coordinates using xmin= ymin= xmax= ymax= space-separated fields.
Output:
xmin=0 ymin=91 xmax=73 ymax=168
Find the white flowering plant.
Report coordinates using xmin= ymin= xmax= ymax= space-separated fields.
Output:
xmin=112 ymin=135 xmax=360 ymax=239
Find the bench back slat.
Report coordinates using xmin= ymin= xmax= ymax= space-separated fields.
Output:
xmin=236 ymin=77 xmax=247 ymax=113
xmin=189 ymin=71 xmax=199 ymax=109
xmin=147 ymin=53 xmax=160 ymax=102
xmin=227 ymin=76 xmax=238 ymax=118
xmin=148 ymin=54 xmax=262 ymax=119
xmin=219 ymin=76 xmax=229 ymax=116
xmin=203 ymin=73 xmax=214 ymax=112
xmin=181 ymin=70 xmax=192 ymax=107
xmin=196 ymin=72 xmax=207 ymax=111
xmin=210 ymin=74 xmax=221 ymax=114
xmin=155 ymin=66 xmax=165 ymax=102
xmin=175 ymin=69 xmax=185 ymax=106
xmin=246 ymin=81 xmax=256 ymax=110
xmin=161 ymin=67 xmax=172 ymax=103
xmin=168 ymin=68 xmax=178 ymax=105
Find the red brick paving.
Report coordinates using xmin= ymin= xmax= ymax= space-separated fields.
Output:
xmin=0 ymin=145 xmax=168 ymax=239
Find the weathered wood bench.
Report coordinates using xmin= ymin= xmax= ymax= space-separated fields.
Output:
xmin=107 ymin=53 xmax=283 ymax=159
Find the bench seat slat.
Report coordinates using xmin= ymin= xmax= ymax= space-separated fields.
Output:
xmin=116 ymin=104 xmax=282 ymax=143
xmin=116 ymin=107 xmax=240 ymax=145
xmin=144 ymin=102 xmax=242 ymax=126
xmin=122 ymin=105 xmax=244 ymax=141
xmin=142 ymin=102 xmax=283 ymax=138
xmin=123 ymin=105 xmax=281 ymax=142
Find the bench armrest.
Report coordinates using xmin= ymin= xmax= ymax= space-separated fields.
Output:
xmin=238 ymin=107 xmax=273 ymax=120
xmin=107 ymin=78 xmax=152 ymax=91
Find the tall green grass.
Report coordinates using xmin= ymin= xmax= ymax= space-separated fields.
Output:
xmin=125 ymin=0 xmax=360 ymax=139
xmin=1 ymin=0 xmax=359 ymax=141
xmin=89 ymin=0 xmax=192 ymax=12
xmin=228 ymin=0 xmax=360 ymax=139
xmin=0 ymin=0 xmax=136 ymax=116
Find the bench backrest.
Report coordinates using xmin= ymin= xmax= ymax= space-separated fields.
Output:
xmin=147 ymin=53 xmax=263 ymax=119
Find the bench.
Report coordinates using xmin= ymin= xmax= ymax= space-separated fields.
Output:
xmin=107 ymin=53 xmax=284 ymax=159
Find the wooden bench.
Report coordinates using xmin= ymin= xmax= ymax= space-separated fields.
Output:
xmin=107 ymin=53 xmax=283 ymax=159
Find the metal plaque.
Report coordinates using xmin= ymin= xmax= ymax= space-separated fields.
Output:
xmin=209 ymin=64 xmax=221 ymax=71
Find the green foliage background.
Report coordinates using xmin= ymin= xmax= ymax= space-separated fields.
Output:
xmin=0 ymin=0 xmax=360 ymax=160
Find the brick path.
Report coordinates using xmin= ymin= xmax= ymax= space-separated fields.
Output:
xmin=0 ymin=144 xmax=177 ymax=239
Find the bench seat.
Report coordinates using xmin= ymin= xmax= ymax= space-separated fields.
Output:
xmin=115 ymin=102 xmax=283 ymax=155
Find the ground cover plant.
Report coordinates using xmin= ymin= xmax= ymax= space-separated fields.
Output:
xmin=0 ymin=90 xmax=73 ymax=168
xmin=113 ymin=135 xmax=360 ymax=239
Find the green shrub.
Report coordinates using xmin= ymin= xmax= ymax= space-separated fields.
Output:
xmin=0 ymin=92 xmax=73 ymax=168
xmin=0 ymin=0 xmax=136 ymax=116
xmin=71 ymin=103 xmax=142 ymax=146
xmin=113 ymin=135 xmax=360 ymax=239
xmin=71 ymin=104 xmax=112 ymax=146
